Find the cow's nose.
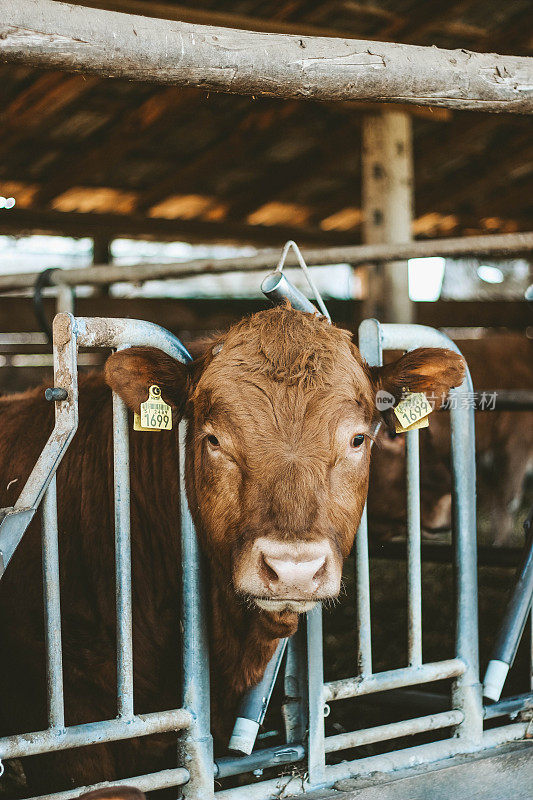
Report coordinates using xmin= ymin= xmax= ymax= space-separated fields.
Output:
xmin=262 ymin=554 xmax=326 ymax=594
xmin=254 ymin=538 xmax=339 ymax=598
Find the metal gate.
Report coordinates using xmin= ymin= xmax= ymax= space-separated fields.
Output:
xmin=0 ymin=314 xmax=530 ymax=800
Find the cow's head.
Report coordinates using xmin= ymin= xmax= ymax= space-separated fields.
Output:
xmin=106 ymin=307 xmax=464 ymax=628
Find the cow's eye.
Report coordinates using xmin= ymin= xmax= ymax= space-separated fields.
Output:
xmin=351 ymin=434 xmax=365 ymax=448
xmin=206 ymin=434 xmax=220 ymax=447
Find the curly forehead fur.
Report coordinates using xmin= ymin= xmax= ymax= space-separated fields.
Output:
xmin=208 ymin=305 xmax=366 ymax=388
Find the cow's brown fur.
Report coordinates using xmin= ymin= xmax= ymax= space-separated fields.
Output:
xmin=0 ymin=306 xmax=464 ymax=795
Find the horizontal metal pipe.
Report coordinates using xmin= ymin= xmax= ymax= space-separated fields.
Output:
xmin=215 ymin=744 xmax=305 ymax=778
xmin=0 ymin=708 xmax=193 ymax=759
xmin=27 ymin=767 xmax=190 ymax=800
xmin=324 ymin=710 xmax=464 ymax=753
xmin=356 ymin=688 xmax=533 ymax=720
xmin=324 ymin=659 xmax=466 ymax=702
xmin=215 ymin=722 xmax=530 ymax=800
xmin=368 ymin=542 xmax=522 ymax=569
xmin=0 ymin=232 xmax=531 ymax=292
xmin=484 ymin=691 xmax=533 ymax=720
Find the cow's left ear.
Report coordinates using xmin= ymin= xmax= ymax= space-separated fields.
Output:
xmin=371 ymin=347 xmax=466 ymax=406
xmin=104 ymin=346 xmax=191 ymax=413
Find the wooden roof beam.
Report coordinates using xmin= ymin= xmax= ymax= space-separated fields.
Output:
xmin=0 ymin=206 xmax=360 ymax=247
xmin=1 ymin=0 xmax=532 ymax=113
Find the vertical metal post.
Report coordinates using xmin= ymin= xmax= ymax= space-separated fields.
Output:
xmin=42 ymin=474 xmax=65 ymax=729
xmin=450 ymin=387 xmax=483 ymax=744
xmin=178 ymin=420 xmax=214 ymax=800
xmin=306 ymin=604 xmax=325 ymax=787
xmin=56 ymin=283 xmax=75 ymax=315
xmin=529 ymin=606 xmax=533 ymax=692
xmin=356 ymin=318 xmax=381 ymax=678
xmin=113 ymin=391 xmax=134 ymax=719
xmin=406 ymin=429 xmax=422 ymax=667
xmin=355 ymin=506 xmax=373 ymax=675
xmin=283 ymin=627 xmax=307 ymax=744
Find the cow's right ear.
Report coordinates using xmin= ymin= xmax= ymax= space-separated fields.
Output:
xmin=104 ymin=346 xmax=191 ymax=413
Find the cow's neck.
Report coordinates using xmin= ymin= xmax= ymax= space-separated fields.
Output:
xmin=208 ymin=577 xmax=298 ymax=734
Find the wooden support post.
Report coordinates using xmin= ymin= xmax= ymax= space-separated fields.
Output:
xmin=93 ymin=236 xmax=111 ymax=266
xmin=93 ymin=235 xmax=111 ymax=297
xmin=362 ymin=110 xmax=414 ymax=323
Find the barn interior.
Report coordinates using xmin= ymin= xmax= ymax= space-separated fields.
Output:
xmin=0 ymin=0 xmax=532 ymax=798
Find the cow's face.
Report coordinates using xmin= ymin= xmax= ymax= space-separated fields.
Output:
xmin=106 ymin=307 xmax=464 ymax=623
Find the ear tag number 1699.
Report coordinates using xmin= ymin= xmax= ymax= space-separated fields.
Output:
xmin=134 ymin=385 xmax=172 ymax=431
xmin=393 ymin=391 xmax=432 ymax=434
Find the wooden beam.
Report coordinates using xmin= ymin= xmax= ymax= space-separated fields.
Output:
xmin=0 ymin=297 xmax=529 ymax=336
xmin=0 ymin=206 xmax=358 ymax=247
xmin=0 ymin=231 xmax=531 ymax=293
xmin=1 ymin=0 xmax=532 ymax=113
xmin=67 ymin=0 xmax=359 ymax=40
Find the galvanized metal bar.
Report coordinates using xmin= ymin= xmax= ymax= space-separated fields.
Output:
xmin=215 ymin=721 xmax=530 ymax=800
xmin=73 ymin=315 xmax=192 ymax=364
xmin=229 ymin=638 xmax=288 ymax=755
xmin=324 ymin=709 xmax=464 ymax=753
xmin=449 ymin=382 xmax=483 ymax=744
xmin=282 ymin=626 xmax=307 ymax=744
xmin=406 ymin=428 xmax=423 ymax=667
xmin=324 ymin=658 xmax=466 ymax=702
xmin=0 ymin=708 xmax=192 ymax=759
xmin=261 ymin=272 xmax=319 ymax=316
xmin=0 ymin=313 xmax=78 ymax=577
xmin=215 ymin=744 xmax=305 ymax=779
xmin=483 ymin=519 xmax=533 ymax=701
xmin=530 ymin=605 xmax=533 ymax=692
xmin=178 ymin=419 xmax=214 ymax=800
xmin=355 ymin=317 xmax=382 ymax=678
xmin=41 ymin=474 xmax=65 ymax=730
xmin=355 ymin=505 xmax=372 ymax=675
xmin=27 ymin=767 xmax=191 ymax=800
xmin=306 ymin=604 xmax=326 ymax=786
xmin=112 ymin=390 xmax=134 ymax=719
xmin=367 ymin=323 xmax=482 ymax=745
xmin=484 ymin=691 xmax=533 ymax=720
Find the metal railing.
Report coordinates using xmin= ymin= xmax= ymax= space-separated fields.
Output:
xmin=0 ymin=315 xmax=531 ymax=800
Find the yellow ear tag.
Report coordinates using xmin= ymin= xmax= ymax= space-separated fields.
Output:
xmin=133 ymin=385 xmax=172 ymax=431
xmin=394 ymin=415 xmax=430 ymax=434
xmin=393 ymin=391 xmax=432 ymax=434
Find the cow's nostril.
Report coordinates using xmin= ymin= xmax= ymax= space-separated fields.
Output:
xmin=313 ymin=558 xmax=327 ymax=582
xmin=261 ymin=554 xmax=279 ymax=584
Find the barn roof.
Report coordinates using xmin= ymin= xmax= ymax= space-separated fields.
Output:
xmin=0 ymin=0 xmax=531 ymax=247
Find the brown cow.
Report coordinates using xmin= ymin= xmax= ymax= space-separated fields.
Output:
xmin=367 ymin=334 xmax=533 ymax=546
xmin=0 ymin=306 xmax=464 ymax=795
